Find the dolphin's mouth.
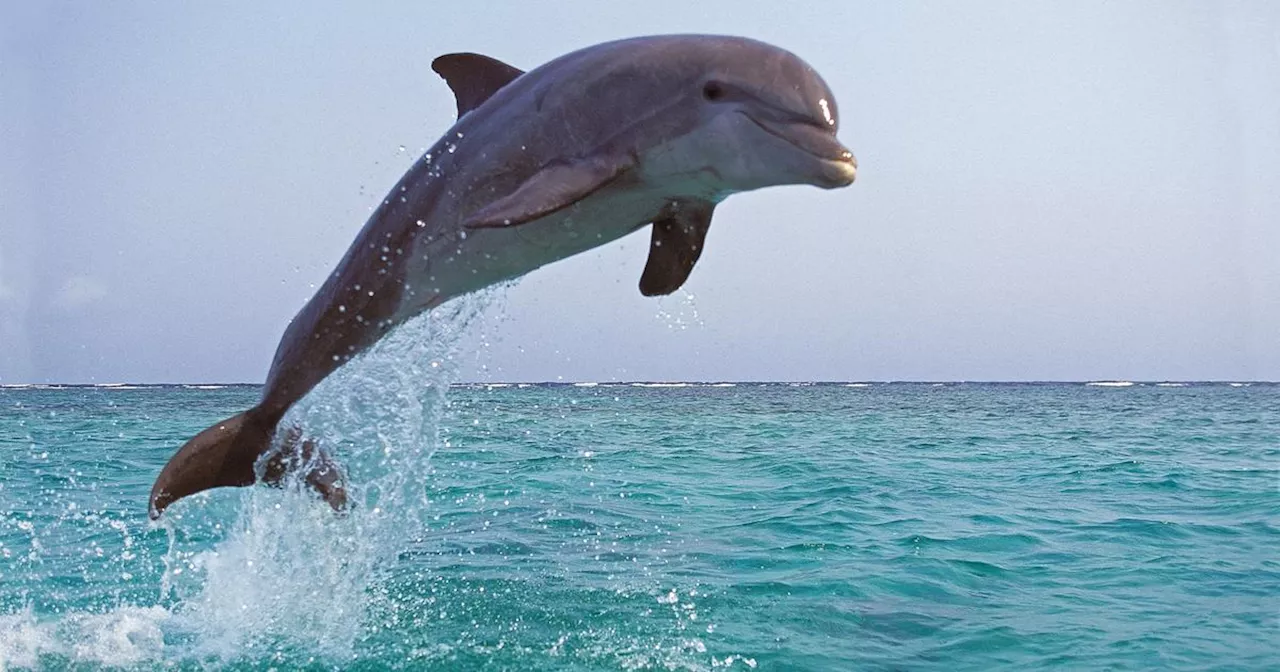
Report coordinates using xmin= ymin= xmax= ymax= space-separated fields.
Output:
xmin=742 ymin=113 xmax=856 ymax=167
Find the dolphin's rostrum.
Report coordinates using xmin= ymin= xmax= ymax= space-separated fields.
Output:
xmin=149 ymin=34 xmax=857 ymax=518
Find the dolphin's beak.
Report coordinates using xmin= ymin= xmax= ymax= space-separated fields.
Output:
xmin=821 ymin=148 xmax=857 ymax=188
xmin=744 ymin=114 xmax=856 ymax=188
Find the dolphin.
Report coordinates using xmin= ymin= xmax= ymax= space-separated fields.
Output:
xmin=149 ymin=34 xmax=857 ymax=519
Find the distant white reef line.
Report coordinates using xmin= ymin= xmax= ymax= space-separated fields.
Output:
xmin=1 ymin=380 xmax=1271 ymax=389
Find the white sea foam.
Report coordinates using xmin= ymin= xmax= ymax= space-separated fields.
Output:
xmin=1229 ymin=382 xmax=1250 ymax=388
xmin=94 ymin=383 xmax=143 ymax=390
xmin=844 ymin=383 xmax=871 ymax=388
xmin=1086 ymin=381 xmax=1135 ymax=387
xmin=68 ymin=607 xmax=168 ymax=666
xmin=631 ymin=382 xmax=690 ymax=388
xmin=0 ymin=605 xmax=169 ymax=668
xmin=704 ymin=383 xmax=736 ymax=388
xmin=1156 ymin=382 xmax=1188 ymax=387
xmin=573 ymin=382 xmax=600 ymax=387
xmin=0 ymin=609 xmax=52 ymax=669
xmin=183 ymin=384 xmax=226 ymax=390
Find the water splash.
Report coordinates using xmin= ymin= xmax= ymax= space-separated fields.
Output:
xmin=165 ymin=292 xmax=496 ymax=663
xmin=0 ymin=605 xmax=168 ymax=669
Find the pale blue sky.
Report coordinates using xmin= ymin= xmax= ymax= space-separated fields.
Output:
xmin=2 ymin=1 xmax=1277 ymax=383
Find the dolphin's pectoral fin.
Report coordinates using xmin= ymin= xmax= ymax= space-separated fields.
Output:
xmin=431 ymin=53 xmax=525 ymax=118
xmin=261 ymin=426 xmax=349 ymax=513
xmin=639 ymin=200 xmax=716 ymax=296
xmin=464 ymin=153 xmax=635 ymax=229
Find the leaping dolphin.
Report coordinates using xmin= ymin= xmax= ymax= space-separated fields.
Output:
xmin=149 ymin=34 xmax=857 ymax=519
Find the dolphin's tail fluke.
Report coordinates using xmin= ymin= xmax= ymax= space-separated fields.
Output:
xmin=149 ymin=408 xmax=348 ymax=519
xmin=149 ymin=408 xmax=273 ymax=519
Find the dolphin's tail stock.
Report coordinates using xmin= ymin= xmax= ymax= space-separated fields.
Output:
xmin=148 ymin=407 xmax=348 ymax=519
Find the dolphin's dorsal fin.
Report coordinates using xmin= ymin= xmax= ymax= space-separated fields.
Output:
xmin=639 ymin=200 xmax=716 ymax=296
xmin=431 ymin=53 xmax=524 ymax=117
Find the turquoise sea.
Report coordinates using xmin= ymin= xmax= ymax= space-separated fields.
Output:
xmin=1 ymin=375 xmax=1277 ymax=669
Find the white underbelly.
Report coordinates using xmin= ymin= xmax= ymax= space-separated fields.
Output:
xmin=393 ymin=185 xmax=663 ymax=321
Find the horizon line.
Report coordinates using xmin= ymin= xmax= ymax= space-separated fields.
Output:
xmin=1 ymin=379 xmax=1275 ymax=387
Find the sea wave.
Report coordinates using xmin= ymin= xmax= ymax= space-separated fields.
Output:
xmin=0 ymin=606 xmax=168 ymax=669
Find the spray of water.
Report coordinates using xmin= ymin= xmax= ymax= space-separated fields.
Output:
xmin=165 ymin=292 xmax=497 ymax=662
xmin=654 ymin=291 xmax=704 ymax=332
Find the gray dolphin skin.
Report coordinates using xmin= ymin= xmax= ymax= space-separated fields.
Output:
xmin=149 ymin=34 xmax=857 ymax=519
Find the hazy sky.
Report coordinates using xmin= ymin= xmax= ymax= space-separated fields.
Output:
xmin=2 ymin=1 xmax=1277 ymax=383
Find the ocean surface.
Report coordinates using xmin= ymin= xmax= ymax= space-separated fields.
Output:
xmin=1 ymin=375 xmax=1277 ymax=669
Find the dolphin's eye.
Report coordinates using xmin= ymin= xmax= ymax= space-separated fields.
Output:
xmin=702 ymin=81 xmax=725 ymax=102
